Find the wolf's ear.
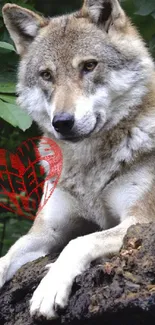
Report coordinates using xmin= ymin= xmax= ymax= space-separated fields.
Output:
xmin=2 ymin=3 xmax=49 ymax=55
xmin=81 ymin=0 xmax=126 ymax=32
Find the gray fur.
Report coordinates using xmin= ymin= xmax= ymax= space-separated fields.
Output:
xmin=1 ymin=0 xmax=155 ymax=320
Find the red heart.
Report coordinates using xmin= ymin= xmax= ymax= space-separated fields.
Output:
xmin=0 ymin=137 xmax=63 ymax=220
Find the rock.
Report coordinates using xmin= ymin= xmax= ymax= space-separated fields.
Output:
xmin=0 ymin=223 xmax=155 ymax=325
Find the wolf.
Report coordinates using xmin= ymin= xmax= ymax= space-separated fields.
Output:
xmin=2 ymin=0 xmax=155 ymax=320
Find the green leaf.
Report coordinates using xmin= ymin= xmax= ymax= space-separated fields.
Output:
xmin=134 ymin=0 xmax=155 ymax=16
xmin=152 ymin=11 xmax=155 ymax=19
xmin=0 ymin=99 xmax=32 ymax=131
xmin=0 ymin=94 xmax=16 ymax=104
xmin=0 ymin=83 xmax=16 ymax=94
xmin=0 ymin=42 xmax=16 ymax=52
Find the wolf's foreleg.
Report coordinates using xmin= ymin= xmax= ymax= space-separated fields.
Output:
xmin=0 ymin=185 xmax=82 ymax=288
xmin=30 ymin=216 xmax=141 ymax=320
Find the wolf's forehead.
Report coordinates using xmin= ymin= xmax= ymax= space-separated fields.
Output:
xmin=25 ymin=16 xmax=134 ymax=74
xmin=37 ymin=17 xmax=106 ymax=59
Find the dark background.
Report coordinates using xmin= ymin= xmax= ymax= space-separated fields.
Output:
xmin=0 ymin=0 xmax=155 ymax=256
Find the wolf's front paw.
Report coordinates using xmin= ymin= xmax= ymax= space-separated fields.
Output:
xmin=30 ymin=258 xmax=79 ymax=320
xmin=0 ymin=257 xmax=9 ymax=288
xmin=30 ymin=239 xmax=89 ymax=320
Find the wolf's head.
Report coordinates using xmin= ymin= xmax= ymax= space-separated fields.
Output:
xmin=2 ymin=1 xmax=154 ymax=141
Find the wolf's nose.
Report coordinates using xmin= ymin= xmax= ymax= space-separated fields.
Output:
xmin=52 ymin=113 xmax=74 ymax=134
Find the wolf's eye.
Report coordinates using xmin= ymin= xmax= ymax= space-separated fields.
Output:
xmin=40 ymin=70 xmax=53 ymax=82
xmin=83 ymin=61 xmax=98 ymax=73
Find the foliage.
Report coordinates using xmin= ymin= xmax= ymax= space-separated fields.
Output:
xmin=0 ymin=3 xmax=33 ymax=131
xmin=122 ymin=0 xmax=155 ymax=58
xmin=0 ymin=212 xmax=31 ymax=255
xmin=0 ymin=0 xmax=155 ymax=256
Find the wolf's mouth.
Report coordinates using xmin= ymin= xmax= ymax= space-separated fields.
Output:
xmin=57 ymin=114 xmax=101 ymax=143
xmin=58 ymin=132 xmax=84 ymax=143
